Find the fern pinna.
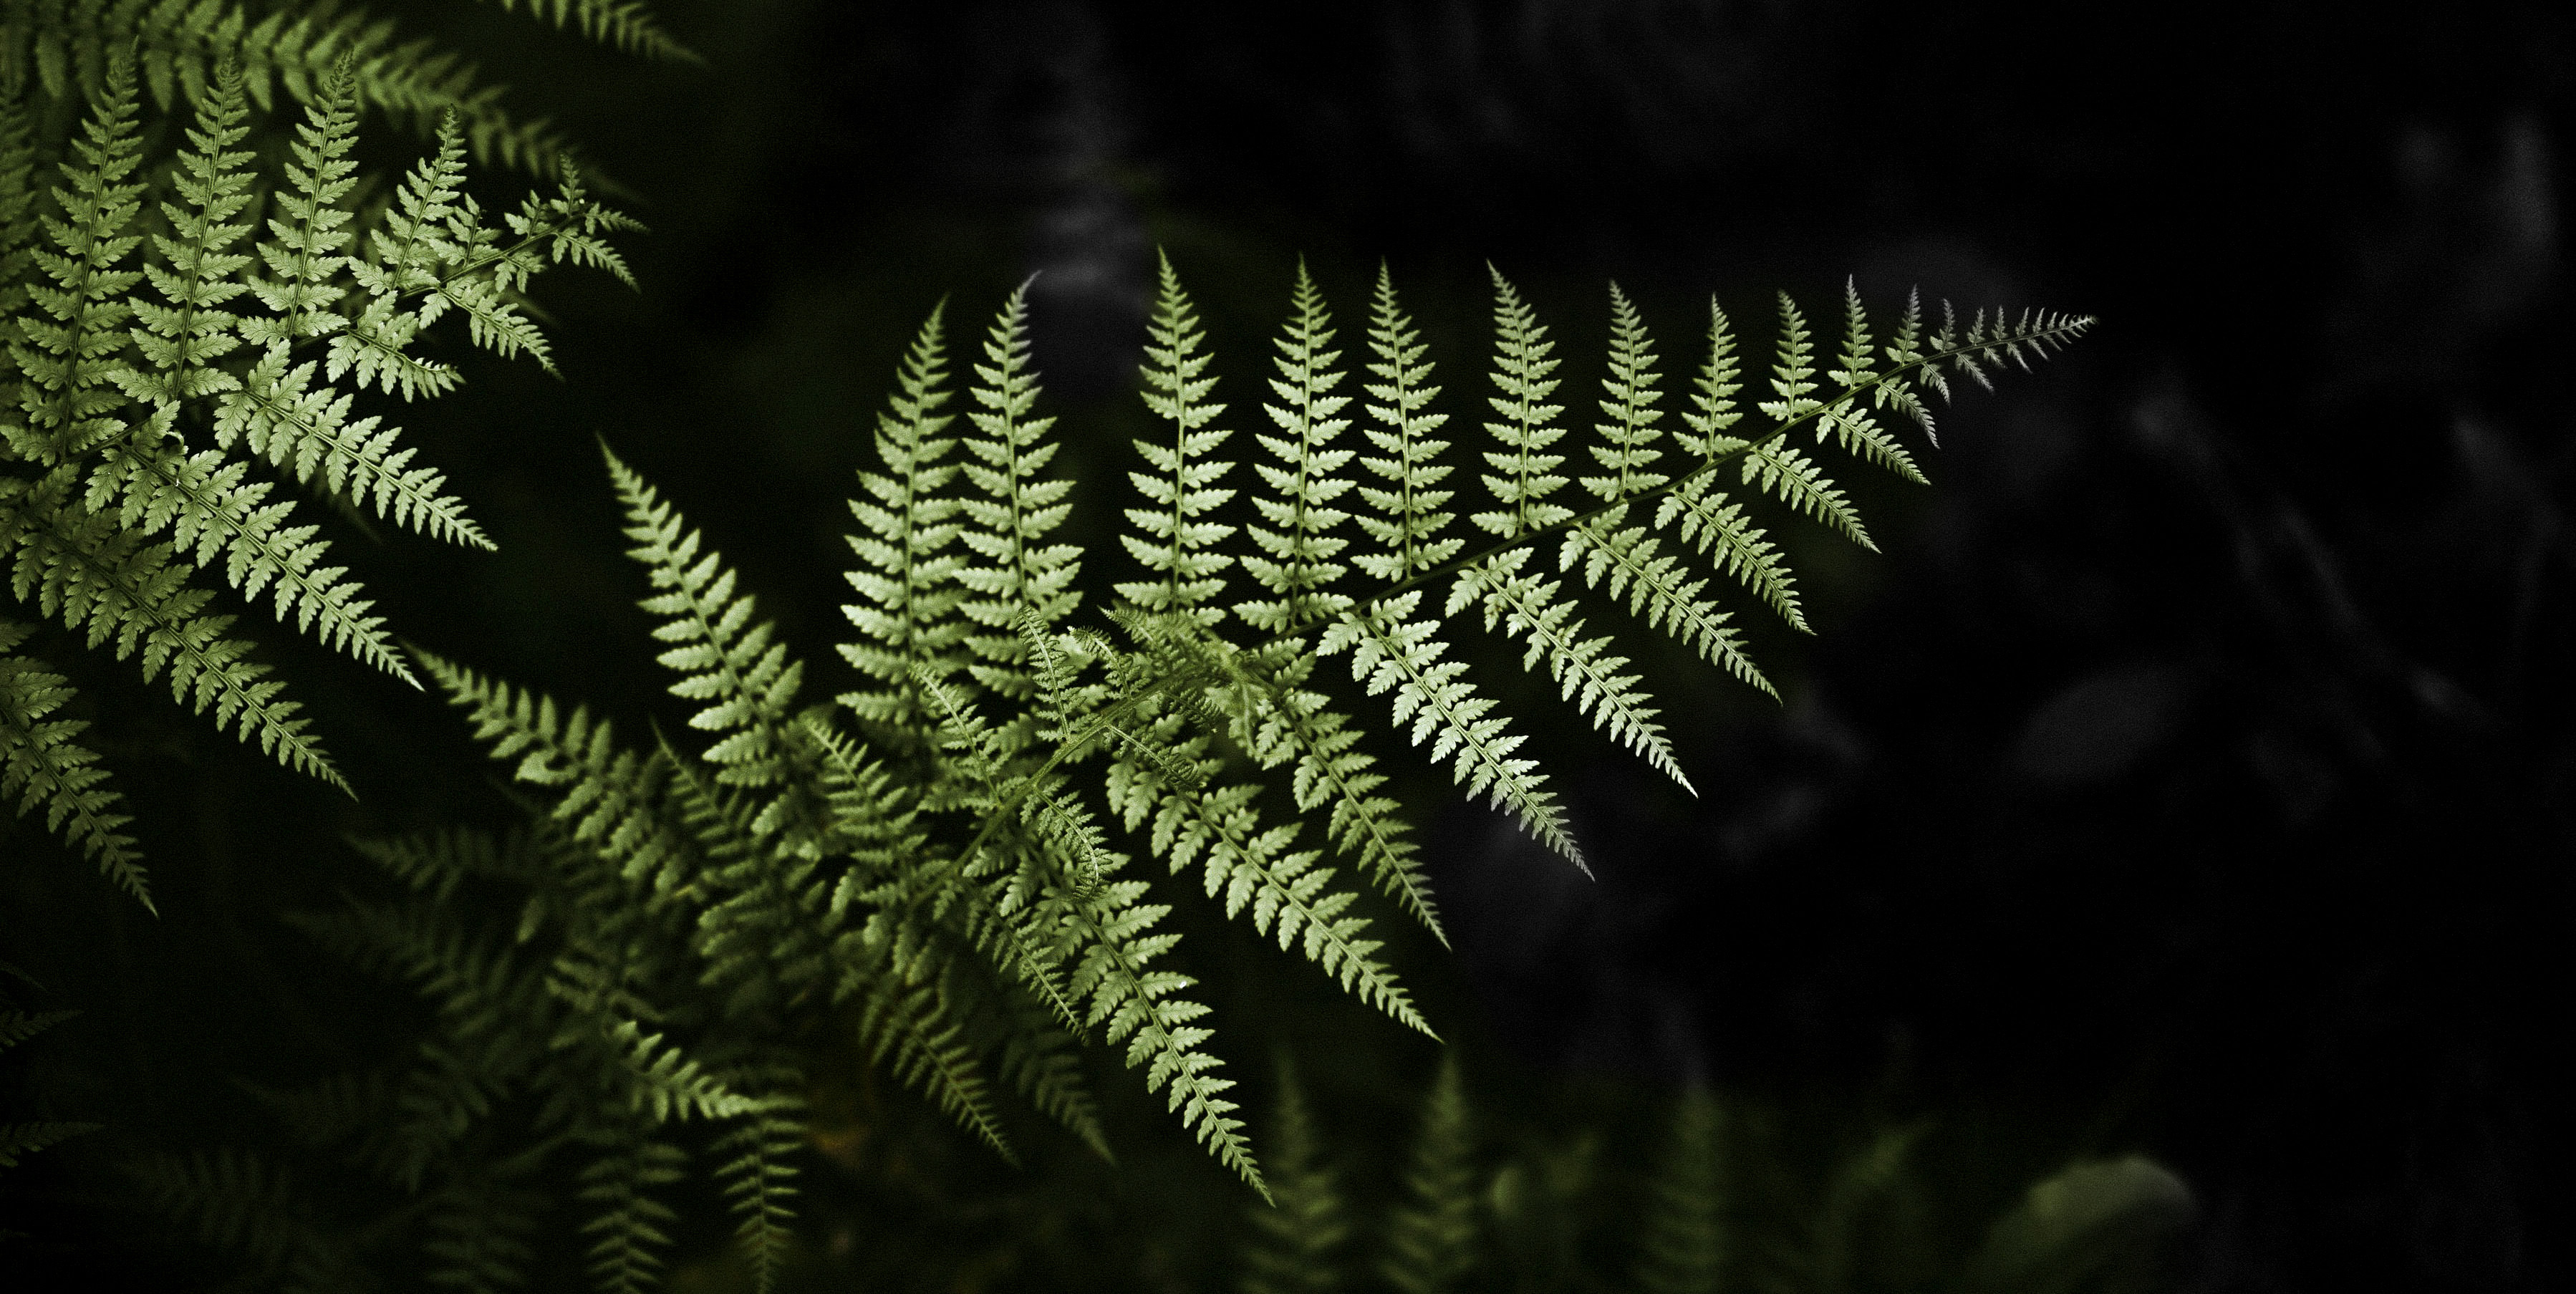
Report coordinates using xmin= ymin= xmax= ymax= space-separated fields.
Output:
xmin=0 ymin=12 xmax=646 ymax=903
xmin=266 ymin=256 xmax=2081 ymax=1290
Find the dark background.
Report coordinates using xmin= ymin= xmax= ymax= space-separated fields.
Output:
xmin=4 ymin=1 xmax=2569 ymax=1290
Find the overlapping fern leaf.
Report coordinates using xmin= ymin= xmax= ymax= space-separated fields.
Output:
xmin=0 ymin=37 xmax=637 ymax=886
xmin=253 ymin=256 xmax=2084 ymax=1291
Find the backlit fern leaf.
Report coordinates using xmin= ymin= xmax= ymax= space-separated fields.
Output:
xmin=840 ymin=301 xmax=968 ymax=748
xmin=6 ymin=49 xmax=145 ymax=464
xmin=476 ymin=0 xmax=700 ymax=64
xmin=1352 ymin=264 xmax=1460 ymax=583
xmin=955 ymin=284 xmax=1079 ymax=725
xmin=713 ymin=1083 xmax=804 ymax=1294
xmin=1236 ymin=259 xmax=1352 ymax=634
xmin=577 ymin=1131 xmax=685 ymax=1294
xmin=1123 ymin=251 xmax=1236 ymax=626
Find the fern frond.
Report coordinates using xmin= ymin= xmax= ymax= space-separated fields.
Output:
xmin=714 ymin=1086 xmax=805 ymax=1294
xmin=599 ymin=1015 xmax=755 ymax=1122
xmin=1240 ymin=1056 xmax=1348 ymax=1294
xmin=1353 ymin=264 xmax=1460 ymax=584
xmin=1059 ymin=859 xmax=1264 ymax=1195
xmin=845 ymin=937 xmax=1017 ymax=1163
xmin=1632 ymin=1088 xmax=1727 ymax=1294
xmin=577 ymin=1131 xmax=685 ymax=1294
xmin=5 ymin=49 xmax=145 ymax=463
xmin=1320 ymin=592 xmax=1578 ymax=871
xmin=609 ymin=444 xmax=828 ymax=852
xmin=0 ymin=618 xmax=144 ymax=903
xmin=1740 ymin=435 xmax=1871 ymax=552
xmin=1236 ymin=260 xmax=1354 ymax=634
xmin=1109 ymin=710 xmax=1431 ymax=1036
xmin=954 ymin=284 xmax=1079 ymax=720
xmin=422 ymin=1164 xmax=541 ymax=1294
xmin=1379 ymin=1055 xmax=1478 ymax=1294
xmin=213 ymin=342 xmax=492 ymax=548
xmin=242 ymin=62 xmax=361 ymax=345
xmin=0 ymin=92 xmax=40 ymax=325
xmin=334 ymin=112 xmax=470 ymax=401
xmin=84 ymin=436 xmax=413 ymax=682
xmin=476 ymin=0 xmax=701 ymax=62
xmin=1471 ymin=266 xmax=1572 ymax=541
xmin=1122 ymin=251 xmax=1236 ymax=625
xmin=1226 ymin=644 xmax=1442 ymax=940
xmin=1815 ymin=279 xmax=1925 ymax=484
xmin=1449 ymin=547 xmax=1685 ymax=789
xmin=120 ymin=57 xmax=253 ymax=411
xmin=1 ymin=467 xmax=339 ymax=786
xmin=414 ymin=647 xmax=698 ymax=895
xmin=839 ymin=301 xmax=968 ymax=748
xmin=993 ymin=984 xmax=1111 ymax=1160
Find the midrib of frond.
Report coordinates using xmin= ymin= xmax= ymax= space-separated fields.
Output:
xmin=1256 ymin=312 xmax=2095 ymax=653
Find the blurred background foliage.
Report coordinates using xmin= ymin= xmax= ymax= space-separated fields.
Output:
xmin=1 ymin=0 xmax=2568 ymax=1290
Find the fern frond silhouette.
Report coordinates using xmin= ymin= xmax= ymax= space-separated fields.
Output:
xmin=251 ymin=254 xmax=2085 ymax=1288
xmin=0 ymin=26 xmax=640 ymax=886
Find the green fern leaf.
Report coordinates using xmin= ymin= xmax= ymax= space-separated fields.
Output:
xmin=1122 ymin=251 xmax=1237 ymax=626
xmin=0 ymin=617 xmax=144 ymax=904
xmin=1225 ymin=644 xmax=1442 ymax=941
xmin=131 ymin=1147 xmax=374 ymax=1294
xmin=1239 ymin=1056 xmax=1349 ymax=1294
xmin=1352 ymin=264 xmax=1460 ymax=584
xmin=1106 ymin=705 xmax=1432 ymax=1036
xmin=212 ymin=341 xmax=493 ymax=549
xmin=954 ymin=284 xmax=1079 ymax=724
xmin=0 ymin=466 xmax=340 ymax=787
xmin=1472 ymin=266 xmax=1572 ymax=541
xmin=414 ymin=647 xmax=698 ymax=894
xmin=713 ymin=1086 xmax=805 ymax=1294
xmin=5 ymin=49 xmax=146 ymax=463
xmin=577 ymin=1131 xmax=686 ymax=1294
xmin=421 ymin=1165 xmax=541 ymax=1294
xmin=242 ymin=62 xmax=361 ymax=345
xmin=120 ymin=59 xmax=254 ymax=410
xmin=1378 ymin=1054 xmax=1478 ymax=1294
xmin=1236 ymin=259 xmax=1355 ymax=634
xmin=1059 ymin=859 xmax=1265 ymax=1196
xmin=839 ymin=301 xmax=969 ymax=748
xmin=84 ymin=436 xmax=413 ymax=683
xmin=1818 ymin=279 xmax=1925 ymax=483
xmin=1449 ymin=546 xmax=1685 ymax=791
xmin=1318 ymin=592 xmax=1578 ymax=871
xmin=609 ymin=444 xmax=828 ymax=850
xmin=333 ymin=112 xmax=470 ymax=401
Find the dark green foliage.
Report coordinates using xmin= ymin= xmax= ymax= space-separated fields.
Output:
xmin=0 ymin=1 xmax=644 ymax=888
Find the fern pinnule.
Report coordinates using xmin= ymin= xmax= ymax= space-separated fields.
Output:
xmin=1240 ymin=1056 xmax=1350 ymax=1294
xmin=577 ymin=1131 xmax=687 ymax=1294
xmin=1353 ymin=264 xmax=1460 ymax=584
xmin=1659 ymin=299 xmax=1805 ymax=634
xmin=1124 ymin=251 xmax=1238 ymax=626
xmin=1379 ymin=1054 xmax=1479 ymax=1294
xmin=840 ymin=301 xmax=968 ymax=748
xmin=0 ymin=617 xmax=144 ymax=903
xmin=1238 ymin=259 xmax=1356 ymax=634
xmin=955 ymin=284 xmax=1079 ymax=720
xmin=6 ymin=50 xmax=146 ymax=464
xmin=242 ymin=62 xmax=361 ymax=346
